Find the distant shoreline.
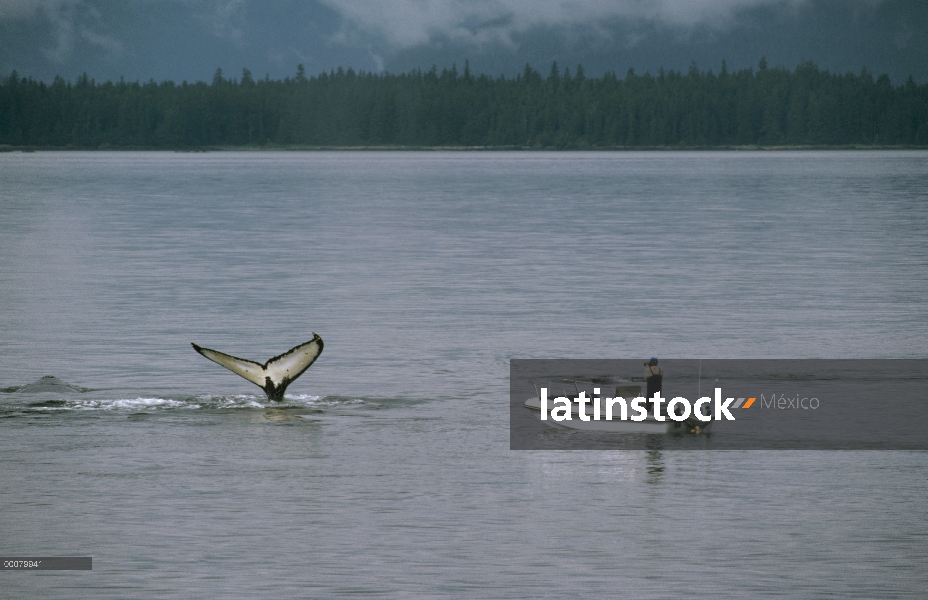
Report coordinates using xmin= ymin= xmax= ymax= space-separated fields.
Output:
xmin=3 ymin=144 xmax=927 ymax=152
xmin=5 ymin=62 xmax=925 ymax=149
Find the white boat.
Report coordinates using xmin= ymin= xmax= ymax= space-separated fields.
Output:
xmin=523 ymin=382 xmax=710 ymax=435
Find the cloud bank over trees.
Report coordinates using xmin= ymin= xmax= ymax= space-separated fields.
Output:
xmin=319 ymin=0 xmax=811 ymax=48
xmin=1 ymin=0 xmax=924 ymax=84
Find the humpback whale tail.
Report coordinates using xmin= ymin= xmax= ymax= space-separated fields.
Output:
xmin=192 ymin=334 xmax=324 ymax=401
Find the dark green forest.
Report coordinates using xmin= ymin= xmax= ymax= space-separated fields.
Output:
xmin=2 ymin=60 xmax=926 ymax=148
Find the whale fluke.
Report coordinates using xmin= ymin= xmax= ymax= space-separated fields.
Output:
xmin=191 ymin=334 xmax=324 ymax=401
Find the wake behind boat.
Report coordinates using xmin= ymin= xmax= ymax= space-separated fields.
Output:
xmin=524 ymin=382 xmax=710 ymax=434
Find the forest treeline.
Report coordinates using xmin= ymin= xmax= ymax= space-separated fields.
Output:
xmin=1 ymin=60 xmax=926 ymax=148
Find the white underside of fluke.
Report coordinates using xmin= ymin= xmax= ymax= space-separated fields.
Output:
xmin=192 ymin=334 xmax=324 ymax=399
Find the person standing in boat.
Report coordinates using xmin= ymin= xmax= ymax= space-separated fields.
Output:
xmin=644 ymin=358 xmax=663 ymax=416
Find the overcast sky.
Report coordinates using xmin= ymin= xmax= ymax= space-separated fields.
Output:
xmin=1 ymin=0 xmax=925 ymax=84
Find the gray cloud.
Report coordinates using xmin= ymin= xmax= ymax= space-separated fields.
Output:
xmin=0 ymin=0 xmax=60 ymax=19
xmin=1 ymin=0 xmax=124 ymax=64
xmin=0 ymin=0 xmax=98 ymax=21
xmin=318 ymin=0 xmax=824 ymax=49
xmin=2 ymin=0 xmax=921 ymax=85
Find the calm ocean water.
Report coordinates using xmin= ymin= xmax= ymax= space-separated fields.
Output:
xmin=1 ymin=150 xmax=927 ymax=598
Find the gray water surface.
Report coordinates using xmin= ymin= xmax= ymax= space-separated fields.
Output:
xmin=1 ymin=151 xmax=927 ymax=598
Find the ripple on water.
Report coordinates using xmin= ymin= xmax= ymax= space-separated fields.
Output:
xmin=0 ymin=392 xmax=384 ymax=417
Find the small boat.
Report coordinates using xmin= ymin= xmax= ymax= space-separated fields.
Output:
xmin=523 ymin=382 xmax=710 ymax=434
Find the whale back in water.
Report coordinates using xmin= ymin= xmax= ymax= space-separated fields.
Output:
xmin=4 ymin=375 xmax=87 ymax=393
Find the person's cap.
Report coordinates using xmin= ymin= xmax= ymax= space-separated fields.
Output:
xmin=649 ymin=357 xmax=658 ymax=363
